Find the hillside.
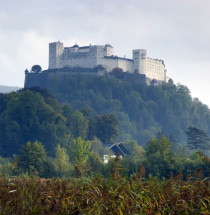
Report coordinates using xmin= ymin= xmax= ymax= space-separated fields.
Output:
xmin=0 ymin=85 xmax=20 ymax=93
xmin=0 ymin=84 xmax=209 ymax=179
xmin=25 ymin=73 xmax=210 ymax=146
xmin=0 ymin=89 xmax=118 ymax=157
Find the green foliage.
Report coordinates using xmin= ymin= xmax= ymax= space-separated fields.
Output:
xmin=0 ymin=75 xmax=210 ymax=180
xmin=110 ymin=67 xmax=124 ymax=78
xmin=144 ymin=135 xmax=175 ymax=178
xmin=118 ymin=140 xmax=145 ymax=177
xmin=89 ymin=137 xmax=108 ymax=158
xmin=62 ymin=104 xmax=89 ymax=139
xmin=0 ymin=89 xmax=122 ymax=161
xmin=93 ymin=113 xmax=119 ymax=143
xmin=46 ymin=74 xmax=210 ymax=145
xmin=0 ymin=90 xmax=68 ymax=156
xmin=18 ymin=141 xmax=47 ymax=176
xmin=70 ymin=137 xmax=91 ymax=166
xmin=124 ymin=140 xmax=144 ymax=159
xmin=31 ymin=65 xmax=42 ymax=73
xmin=86 ymin=151 xmax=104 ymax=174
xmin=181 ymin=151 xmax=210 ymax=178
xmin=0 ymin=157 xmax=13 ymax=177
xmin=55 ymin=145 xmax=71 ymax=177
xmin=186 ymin=126 xmax=210 ymax=151
xmin=42 ymin=157 xmax=57 ymax=178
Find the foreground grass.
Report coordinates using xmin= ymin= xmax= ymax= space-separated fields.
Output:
xmin=0 ymin=176 xmax=209 ymax=215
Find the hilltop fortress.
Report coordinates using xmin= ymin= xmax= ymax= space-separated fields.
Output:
xmin=24 ymin=41 xmax=168 ymax=88
xmin=49 ymin=41 xmax=167 ymax=82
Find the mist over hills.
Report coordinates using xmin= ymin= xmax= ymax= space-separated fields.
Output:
xmin=0 ymin=85 xmax=20 ymax=93
xmin=24 ymin=73 xmax=210 ymax=146
xmin=0 ymin=72 xmax=209 ymax=158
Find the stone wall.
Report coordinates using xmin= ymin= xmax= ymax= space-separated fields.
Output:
xmin=24 ymin=67 xmax=107 ymax=88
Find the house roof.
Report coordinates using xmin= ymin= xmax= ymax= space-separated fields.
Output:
xmin=106 ymin=142 xmax=130 ymax=156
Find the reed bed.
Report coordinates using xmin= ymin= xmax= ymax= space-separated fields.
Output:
xmin=0 ymin=175 xmax=209 ymax=215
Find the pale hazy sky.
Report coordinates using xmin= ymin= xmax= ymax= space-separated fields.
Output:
xmin=0 ymin=0 xmax=210 ymax=107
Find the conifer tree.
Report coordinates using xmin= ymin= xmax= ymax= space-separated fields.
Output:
xmin=185 ymin=127 xmax=210 ymax=151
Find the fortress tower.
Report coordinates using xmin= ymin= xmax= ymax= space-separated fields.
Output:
xmin=104 ymin=44 xmax=114 ymax=56
xmin=133 ymin=49 xmax=147 ymax=74
xmin=49 ymin=41 xmax=64 ymax=69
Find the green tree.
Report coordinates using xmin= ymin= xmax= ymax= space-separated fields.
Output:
xmin=144 ymin=135 xmax=175 ymax=178
xmin=62 ymin=105 xmax=88 ymax=139
xmin=123 ymin=140 xmax=144 ymax=160
xmin=119 ymin=140 xmax=144 ymax=178
xmin=93 ymin=113 xmax=119 ymax=144
xmin=110 ymin=67 xmax=124 ymax=79
xmin=70 ymin=111 xmax=88 ymax=139
xmin=55 ymin=144 xmax=71 ymax=177
xmin=70 ymin=137 xmax=91 ymax=166
xmin=0 ymin=157 xmax=13 ymax=177
xmin=0 ymin=90 xmax=68 ymax=156
xmin=18 ymin=141 xmax=47 ymax=176
xmin=42 ymin=157 xmax=57 ymax=178
xmin=90 ymin=137 xmax=108 ymax=158
xmin=87 ymin=151 xmax=104 ymax=173
xmin=185 ymin=127 xmax=210 ymax=151
xmin=31 ymin=65 xmax=42 ymax=73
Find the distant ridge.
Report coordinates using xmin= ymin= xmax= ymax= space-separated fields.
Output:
xmin=0 ymin=85 xmax=20 ymax=93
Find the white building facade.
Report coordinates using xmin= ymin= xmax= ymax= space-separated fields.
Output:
xmin=49 ymin=41 xmax=167 ymax=82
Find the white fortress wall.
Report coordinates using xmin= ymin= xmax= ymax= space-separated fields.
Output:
xmin=95 ymin=45 xmax=105 ymax=63
xmin=164 ymin=70 xmax=168 ymax=82
xmin=101 ymin=57 xmax=118 ymax=71
xmin=61 ymin=45 xmax=98 ymax=68
xmin=146 ymin=58 xmax=165 ymax=81
xmin=49 ymin=41 xmax=168 ymax=82
xmin=117 ymin=58 xmax=133 ymax=72
xmin=97 ymin=45 xmax=119 ymax=72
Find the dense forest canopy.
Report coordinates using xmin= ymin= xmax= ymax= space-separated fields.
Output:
xmin=38 ymin=74 xmax=210 ymax=145
xmin=0 ymin=89 xmax=119 ymax=157
xmin=0 ymin=79 xmax=209 ymax=179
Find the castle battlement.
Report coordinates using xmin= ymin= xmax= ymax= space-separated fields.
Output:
xmin=49 ymin=41 xmax=167 ymax=82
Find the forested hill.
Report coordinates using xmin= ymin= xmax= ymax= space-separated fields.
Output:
xmin=0 ymin=89 xmax=119 ymax=157
xmin=31 ymin=74 xmax=210 ymax=146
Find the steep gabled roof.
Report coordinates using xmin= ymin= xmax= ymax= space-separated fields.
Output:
xmin=106 ymin=142 xmax=130 ymax=156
